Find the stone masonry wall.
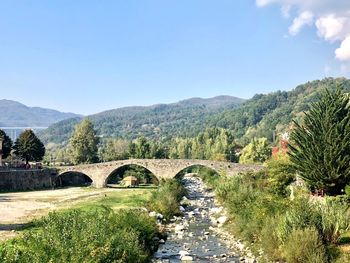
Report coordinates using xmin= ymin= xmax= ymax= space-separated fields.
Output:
xmin=0 ymin=168 xmax=57 ymax=191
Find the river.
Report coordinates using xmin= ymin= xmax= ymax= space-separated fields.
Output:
xmin=152 ymin=175 xmax=242 ymax=262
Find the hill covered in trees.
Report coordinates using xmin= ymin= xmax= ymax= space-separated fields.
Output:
xmin=40 ymin=77 xmax=350 ymax=145
xmin=0 ymin=99 xmax=81 ymax=127
xmin=206 ymin=77 xmax=350 ymax=143
xmin=39 ymin=96 xmax=244 ymax=144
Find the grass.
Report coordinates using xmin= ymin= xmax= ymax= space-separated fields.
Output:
xmin=0 ymin=186 xmax=155 ymax=242
xmin=68 ymin=188 xmax=154 ymax=211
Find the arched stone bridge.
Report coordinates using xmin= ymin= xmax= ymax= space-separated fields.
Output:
xmin=57 ymin=159 xmax=263 ymax=188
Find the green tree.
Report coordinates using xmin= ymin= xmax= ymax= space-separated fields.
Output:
xmin=99 ymin=138 xmax=129 ymax=161
xmin=239 ymin=137 xmax=271 ymax=164
xmin=68 ymin=119 xmax=99 ymax=164
xmin=0 ymin=129 xmax=13 ymax=159
xmin=288 ymin=88 xmax=350 ymax=195
xmin=13 ymin=129 xmax=45 ymax=164
xmin=134 ymin=136 xmax=151 ymax=159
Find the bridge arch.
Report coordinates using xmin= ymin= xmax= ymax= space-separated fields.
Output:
xmin=56 ymin=171 xmax=93 ymax=187
xmin=174 ymin=164 xmax=220 ymax=180
xmin=171 ymin=161 xmax=226 ymax=179
xmin=105 ymin=164 xmax=160 ymax=187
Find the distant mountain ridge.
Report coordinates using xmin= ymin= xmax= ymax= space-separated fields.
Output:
xmin=38 ymin=77 xmax=350 ymax=145
xmin=39 ymin=95 xmax=245 ymax=144
xmin=0 ymin=99 xmax=81 ymax=127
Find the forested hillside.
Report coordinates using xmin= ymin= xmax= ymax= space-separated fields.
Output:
xmin=40 ymin=77 xmax=350 ymax=145
xmin=207 ymin=77 xmax=350 ymax=143
xmin=39 ymin=96 xmax=244 ymax=144
xmin=0 ymin=100 xmax=81 ymax=127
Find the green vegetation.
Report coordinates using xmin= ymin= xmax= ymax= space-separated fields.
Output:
xmin=207 ymin=77 xmax=350 ymax=143
xmin=0 ymin=208 xmax=160 ymax=263
xmin=13 ymin=129 xmax=45 ymax=164
xmin=45 ymin=127 xmax=239 ymax=165
xmin=68 ymin=119 xmax=100 ymax=164
xmin=98 ymin=138 xmax=129 ymax=161
xmin=147 ymin=179 xmax=186 ymax=220
xmin=0 ymin=129 xmax=13 ymax=159
xmin=239 ymin=137 xmax=271 ymax=164
xmin=289 ymin=88 xmax=350 ymax=195
xmin=107 ymin=165 xmax=158 ymax=185
xmin=169 ymin=127 xmax=237 ymax=161
xmin=68 ymin=188 xmax=154 ymax=211
xmin=201 ymin=167 xmax=350 ymax=262
xmin=39 ymin=96 xmax=244 ymax=144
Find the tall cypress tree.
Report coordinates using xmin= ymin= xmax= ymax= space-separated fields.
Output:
xmin=288 ymin=88 xmax=350 ymax=195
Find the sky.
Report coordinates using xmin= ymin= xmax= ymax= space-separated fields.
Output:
xmin=0 ymin=0 xmax=349 ymax=115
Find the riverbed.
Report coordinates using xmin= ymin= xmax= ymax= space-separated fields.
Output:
xmin=152 ymin=175 xmax=241 ymax=262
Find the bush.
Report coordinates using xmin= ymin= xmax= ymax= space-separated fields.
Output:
xmin=239 ymin=137 xmax=271 ymax=164
xmin=319 ymin=199 xmax=350 ymax=244
xmin=147 ymin=179 xmax=186 ymax=220
xmin=277 ymin=197 xmax=322 ymax=244
xmin=265 ymin=153 xmax=295 ymax=196
xmin=260 ymin=216 xmax=283 ymax=261
xmin=197 ymin=167 xmax=220 ymax=187
xmin=283 ymin=227 xmax=327 ymax=263
xmin=0 ymin=208 xmax=159 ymax=263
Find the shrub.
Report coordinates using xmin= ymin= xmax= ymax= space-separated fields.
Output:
xmin=283 ymin=227 xmax=327 ymax=263
xmin=0 ymin=208 xmax=159 ymax=263
xmin=265 ymin=153 xmax=295 ymax=196
xmin=147 ymin=179 xmax=186 ymax=220
xmin=240 ymin=137 xmax=271 ymax=164
xmin=319 ymin=199 xmax=350 ymax=244
xmin=197 ymin=167 xmax=220 ymax=187
xmin=260 ymin=216 xmax=283 ymax=261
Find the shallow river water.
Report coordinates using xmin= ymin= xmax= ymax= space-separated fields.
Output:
xmin=152 ymin=176 xmax=240 ymax=262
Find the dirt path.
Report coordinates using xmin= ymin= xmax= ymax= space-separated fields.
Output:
xmin=0 ymin=187 xmax=118 ymax=241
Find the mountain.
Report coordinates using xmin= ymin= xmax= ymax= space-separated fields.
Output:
xmin=0 ymin=100 xmax=81 ymax=127
xmin=206 ymin=77 xmax=350 ymax=143
xmin=39 ymin=95 xmax=245 ymax=144
xmin=39 ymin=77 xmax=350 ymax=145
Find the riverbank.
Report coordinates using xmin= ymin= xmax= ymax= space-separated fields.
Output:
xmin=0 ymin=187 xmax=153 ymax=241
xmin=205 ymin=169 xmax=350 ymax=263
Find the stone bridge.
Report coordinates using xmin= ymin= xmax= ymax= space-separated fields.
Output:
xmin=57 ymin=159 xmax=263 ymax=188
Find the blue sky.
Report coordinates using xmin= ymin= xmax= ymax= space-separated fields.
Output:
xmin=0 ymin=0 xmax=349 ymax=115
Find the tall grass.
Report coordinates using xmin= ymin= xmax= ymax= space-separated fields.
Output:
xmin=205 ymin=169 xmax=350 ymax=262
xmin=0 ymin=208 xmax=160 ymax=263
xmin=147 ymin=179 xmax=186 ymax=220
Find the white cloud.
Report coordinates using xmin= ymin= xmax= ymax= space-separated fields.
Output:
xmin=315 ymin=15 xmax=347 ymax=41
xmin=256 ymin=0 xmax=350 ymax=61
xmin=281 ymin=5 xmax=291 ymax=18
xmin=336 ymin=36 xmax=350 ymax=61
xmin=288 ymin=11 xmax=313 ymax=36
xmin=255 ymin=0 xmax=274 ymax=7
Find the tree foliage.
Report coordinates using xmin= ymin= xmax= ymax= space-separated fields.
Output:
xmin=169 ymin=128 xmax=238 ymax=162
xmin=288 ymin=88 xmax=350 ymax=195
xmin=68 ymin=119 xmax=99 ymax=164
xmin=239 ymin=137 xmax=271 ymax=164
xmin=0 ymin=129 xmax=13 ymax=159
xmin=13 ymin=129 xmax=45 ymax=164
